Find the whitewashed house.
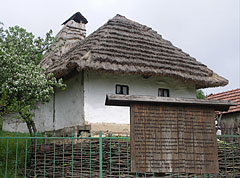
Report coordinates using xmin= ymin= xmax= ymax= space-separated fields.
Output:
xmin=3 ymin=12 xmax=228 ymax=134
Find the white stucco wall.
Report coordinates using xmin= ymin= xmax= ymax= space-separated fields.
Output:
xmin=34 ymin=99 xmax=54 ymax=132
xmin=3 ymin=70 xmax=196 ymax=133
xmin=2 ymin=99 xmax=54 ymax=133
xmin=2 ymin=72 xmax=85 ymax=133
xmin=84 ymin=71 xmax=196 ymax=125
xmin=54 ymin=73 xmax=84 ymax=130
xmin=2 ymin=114 xmax=27 ymax=133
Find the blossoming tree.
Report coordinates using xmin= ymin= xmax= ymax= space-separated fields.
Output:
xmin=0 ymin=25 xmax=66 ymax=136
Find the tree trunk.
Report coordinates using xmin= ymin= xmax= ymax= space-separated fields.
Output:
xmin=31 ymin=120 xmax=37 ymax=134
xmin=19 ymin=112 xmax=38 ymax=155
xmin=19 ymin=112 xmax=37 ymax=136
xmin=26 ymin=120 xmax=37 ymax=137
xmin=26 ymin=121 xmax=33 ymax=136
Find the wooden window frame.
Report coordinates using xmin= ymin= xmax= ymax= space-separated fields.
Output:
xmin=158 ymin=88 xmax=170 ymax=97
xmin=115 ymin=84 xmax=129 ymax=95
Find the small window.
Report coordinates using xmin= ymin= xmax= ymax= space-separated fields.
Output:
xmin=116 ymin=84 xmax=129 ymax=95
xmin=158 ymin=88 xmax=169 ymax=97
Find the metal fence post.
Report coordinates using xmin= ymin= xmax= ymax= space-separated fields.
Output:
xmin=99 ymin=131 xmax=103 ymax=178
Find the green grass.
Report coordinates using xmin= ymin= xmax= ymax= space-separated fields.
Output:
xmin=0 ymin=130 xmax=46 ymax=178
xmin=0 ymin=117 xmax=3 ymax=130
xmin=0 ymin=131 xmax=31 ymax=178
xmin=0 ymin=130 xmax=30 ymax=137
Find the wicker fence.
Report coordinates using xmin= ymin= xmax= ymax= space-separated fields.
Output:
xmin=0 ymin=133 xmax=239 ymax=178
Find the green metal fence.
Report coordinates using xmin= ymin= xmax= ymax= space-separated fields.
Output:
xmin=0 ymin=132 xmax=239 ymax=178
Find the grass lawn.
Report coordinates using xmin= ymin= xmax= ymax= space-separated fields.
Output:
xmin=0 ymin=117 xmax=3 ymax=130
xmin=0 ymin=130 xmax=31 ymax=178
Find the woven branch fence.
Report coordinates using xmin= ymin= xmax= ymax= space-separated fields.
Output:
xmin=0 ymin=134 xmax=239 ymax=178
xmin=25 ymin=136 xmax=240 ymax=178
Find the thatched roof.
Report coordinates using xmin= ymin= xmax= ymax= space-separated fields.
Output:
xmin=40 ymin=13 xmax=87 ymax=69
xmin=40 ymin=14 xmax=228 ymax=89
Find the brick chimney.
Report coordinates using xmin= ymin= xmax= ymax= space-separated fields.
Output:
xmin=39 ymin=12 xmax=88 ymax=69
xmin=56 ymin=12 xmax=88 ymax=55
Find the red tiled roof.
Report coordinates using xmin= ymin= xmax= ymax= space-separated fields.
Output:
xmin=207 ymin=88 xmax=240 ymax=114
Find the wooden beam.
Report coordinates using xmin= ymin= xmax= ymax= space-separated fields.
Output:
xmin=105 ymin=94 xmax=236 ymax=111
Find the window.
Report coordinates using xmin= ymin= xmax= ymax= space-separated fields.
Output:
xmin=158 ymin=88 xmax=169 ymax=97
xmin=116 ymin=84 xmax=129 ymax=95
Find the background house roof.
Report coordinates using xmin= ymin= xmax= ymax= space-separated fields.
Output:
xmin=207 ymin=88 xmax=240 ymax=114
xmin=40 ymin=14 xmax=228 ymax=89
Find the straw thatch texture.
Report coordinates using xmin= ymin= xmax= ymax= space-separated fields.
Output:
xmin=40 ymin=14 xmax=228 ymax=89
xmin=40 ymin=19 xmax=86 ymax=69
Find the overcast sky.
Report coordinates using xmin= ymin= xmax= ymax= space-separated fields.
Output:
xmin=0 ymin=0 xmax=239 ymax=95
